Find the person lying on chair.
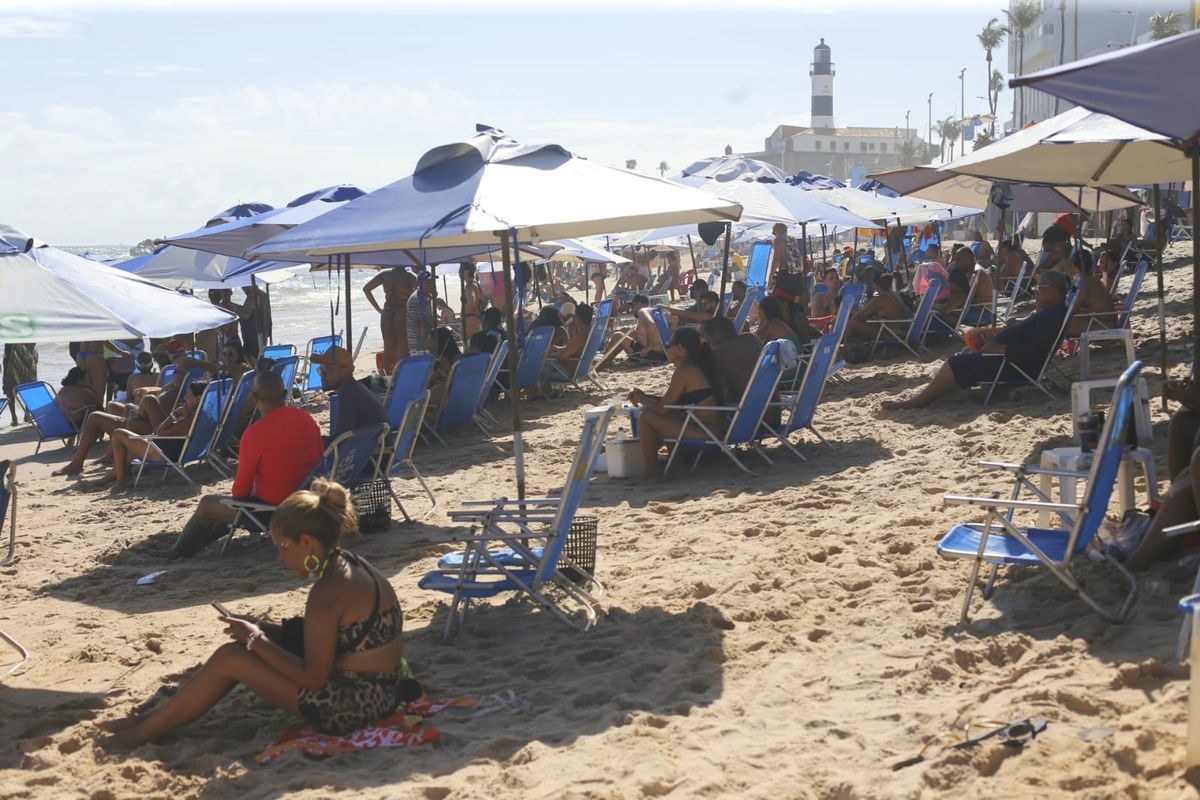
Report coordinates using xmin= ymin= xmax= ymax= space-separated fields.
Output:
xmin=98 ymin=479 xmax=411 ymax=747
xmin=881 ymin=271 xmax=1069 ymax=410
xmin=152 ymin=372 xmax=323 ymax=559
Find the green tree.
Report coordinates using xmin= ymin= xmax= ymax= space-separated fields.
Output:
xmin=973 ymin=130 xmax=996 ymax=150
xmin=1003 ymin=0 xmax=1043 ymax=126
xmin=989 ymin=68 xmax=1005 ymax=131
xmin=937 ymin=116 xmax=963 ymax=162
xmin=977 ymin=17 xmax=1006 ymax=135
xmin=897 ymin=137 xmax=921 ymax=167
xmin=1149 ymin=10 xmax=1183 ymax=39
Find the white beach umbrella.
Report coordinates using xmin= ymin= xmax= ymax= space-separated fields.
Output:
xmin=544 ymin=238 xmax=631 ymax=264
xmin=807 ymin=186 xmax=981 ymax=225
xmin=0 ymin=225 xmax=236 ymax=344
xmin=115 ymin=245 xmax=302 ymax=286
xmin=680 ymin=155 xmax=790 ymax=183
xmin=869 ymin=166 xmax=1142 ymax=213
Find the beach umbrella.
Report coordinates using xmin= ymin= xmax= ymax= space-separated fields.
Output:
xmin=249 ymin=124 xmax=743 ymax=501
xmin=787 ymin=170 xmax=846 ymax=189
xmin=870 ymin=166 xmax=1142 ymax=213
xmin=1011 ymin=29 xmax=1200 ymax=364
xmin=807 ymin=186 xmax=981 ymax=225
xmin=544 ymin=238 xmax=631 ymax=264
xmin=116 ymin=245 xmax=302 ymax=285
xmin=206 ymin=202 xmax=274 ymax=227
xmin=680 ymin=155 xmax=789 ymax=183
xmin=855 ymin=178 xmax=899 ymax=197
xmin=0 ymin=224 xmax=236 ymax=344
xmin=673 ymin=174 xmax=878 ymax=230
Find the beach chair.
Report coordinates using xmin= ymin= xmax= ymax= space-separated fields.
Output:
xmin=13 ymin=382 xmax=88 ymax=454
xmin=261 ymin=344 xmax=296 ymax=361
xmin=0 ymin=398 xmax=6 ymax=426
xmin=514 ymin=325 xmax=555 ymax=399
xmin=159 ymin=364 xmax=176 ymax=387
xmin=765 ymin=332 xmax=840 ymax=457
xmin=1076 ymin=258 xmax=1148 ymax=334
xmin=821 ymin=282 xmax=866 ymax=387
xmin=936 ymin=362 xmax=1142 ymax=624
xmin=867 ymin=276 xmax=941 ymax=361
xmin=428 ymin=352 xmax=490 ymax=445
xmin=132 ymin=378 xmax=229 ymax=488
xmin=993 ymin=261 xmax=1029 ymax=323
xmin=302 ymin=334 xmax=341 ymax=394
xmin=383 ymin=354 xmax=436 ymax=432
xmin=650 ymin=308 xmax=672 ymax=352
xmin=172 ymin=367 xmax=207 ymax=410
xmin=219 ymin=422 xmax=390 ymax=555
xmin=981 ymin=293 xmax=1078 ymax=405
xmin=731 ymin=285 xmax=765 ymax=334
xmin=662 ymin=341 xmax=784 ymax=476
xmin=269 ymin=355 xmax=301 ymax=403
xmin=418 ymin=405 xmax=615 ymax=642
xmin=207 ymin=369 xmax=256 ymax=477
xmin=745 ymin=240 xmax=771 ymax=287
xmin=379 ymin=391 xmax=436 ymax=522
xmin=473 ymin=339 xmax=509 ymax=432
xmin=0 ymin=459 xmax=28 ymax=677
xmin=547 ymin=299 xmax=613 ymax=392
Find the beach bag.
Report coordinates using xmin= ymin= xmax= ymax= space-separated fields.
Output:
xmin=913 ymin=262 xmax=951 ymax=301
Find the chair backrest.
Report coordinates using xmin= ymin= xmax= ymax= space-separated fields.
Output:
xmin=175 ymin=367 xmax=206 ymax=408
xmin=746 ymin=240 xmax=771 ymax=287
xmin=436 ymin=353 xmax=490 ymax=430
xmin=212 ymin=369 xmax=255 ymax=454
xmin=831 ymin=283 xmax=865 ymax=347
xmin=516 ymin=325 xmax=555 ymax=391
xmin=262 ymin=344 xmax=296 ymax=360
xmin=1068 ymin=361 xmax=1142 ymax=558
xmin=14 ymin=382 xmax=76 ymax=439
xmin=386 ymin=391 xmax=430 ymax=476
xmin=1001 ymin=261 xmax=1028 ymax=310
xmin=650 ymin=307 xmax=672 ymax=350
xmin=0 ymin=460 xmax=11 ymax=530
xmin=477 ymin=339 xmax=509 ymax=412
xmin=732 ymin=286 xmax=765 ymax=334
xmin=270 ymin=355 xmax=300 ymax=397
xmin=726 ymin=341 xmax=784 ymax=444
xmin=540 ymin=406 xmax=615 ymax=582
xmin=322 ymin=422 xmax=390 ymax=488
xmin=1118 ymin=258 xmax=1149 ymax=326
xmin=907 ymin=275 xmax=943 ymax=346
xmin=179 ymin=378 xmax=230 ymax=465
xmin=1032 ymin=293 xmax=1079 ymax=381
xmin=185 ymin=349 xmax=206 ymax=361
xmin=305 ymin=335 xmax=341 ymax=392
xmin=383 ymin=354 xmax=435 ymax=429
xmin=160 ymin=364 xmax=177 ymax=387
xmin=568 ymin=299 xmax=613 ymax=381
xmin=786 ymin=333 xmax=839 ymax=433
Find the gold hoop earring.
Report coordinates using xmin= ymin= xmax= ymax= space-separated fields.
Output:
xmin=303 ymin=554 xmax=321 ymax=577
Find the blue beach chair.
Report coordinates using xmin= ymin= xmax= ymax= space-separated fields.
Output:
xmin=662 ymin=341 xmax=784 ymax=475
xmin=13 ymin=382 xmax=87 ymax=454
xmin=428 ymin=352 xmax=490 ymax=444
xmin=732 ymin=285 xmax=765 ymax=334
xmin=868 ymin=276 xmax=941 ymax=360
xmin=650 ymin=308 xmax=672 ymax=353
xmin=936 ymin=362 xmax=1143 ymax=624
xmin=766 ymin=332 xmax=840 ymax=458
xmin=261 ymin=344 xmax=296 ymax=361
xmin=418 ymin=405 xmax=615 ymax=642
xmin=745 ymin=240 xmax=771 ymax=287
xmin=380 ymin=391 xmax=436 ymax=522
xmin=269 ymin=355 xmax=300 ymax=403
xmin=208 ymin=369 xmax=256 ymax=476
xmin=515 ymin=325 xmax=555 ymax=398
xmin=132 ymin=378 xmax=229 ymax=488
xmin=548 ymin=299 xmax=613 ymax=391
xmin=383 ymin=354 xmax=436 ymax=432
xmin=474 ymin=339 xmax=509 ymax=432
xmin=981 ymin=293 xmax=1078 ymax=405
xmin=0 ymin=399 xmax=6 ymax=427
xmin=303 ymin=335 xmax=341 ymax=394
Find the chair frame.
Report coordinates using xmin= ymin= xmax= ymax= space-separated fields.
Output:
xmin=867 ymin=276 xmax=942 ymax=360
xmin=427 ymin=352 xmax=491 ymax=445
xmin=547 ymin=299 xmax=613 ymax=392
xmin=132 ymin=378 xmax=230 ymax=488
xmin=13 ymin=381 xmax=90 ymax=454
xmin=380 ymin=391 xmax=436 ymax=522
xmin=0 ymin=459 xmax=28 ymax=676
xmin=474 ymin=339 xmax=509 ymax=432
xmin=980 ymin=293 xmax=1078 ymax=405
xmin=302 ymin=334 xmax=341 ymax=395
xmin=207 ymin=369 xmax=257 ymax=477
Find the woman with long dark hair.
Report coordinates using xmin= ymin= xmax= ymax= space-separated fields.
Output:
xmin=627 ymin=327 xmax=723 ymax=477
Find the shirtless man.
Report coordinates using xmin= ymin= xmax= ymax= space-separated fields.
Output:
xmin=809 ymin=269 xmax=841 ymax=319
xmin=459 ymin=262 xmax=485 ymax=340
xmin=363 ymin=267 xmax=417 ymax=373
xmin=845 ymin=272 xmax=910 ymax=341
xmin=1061 ymin=250 xmax=1116 ymax=334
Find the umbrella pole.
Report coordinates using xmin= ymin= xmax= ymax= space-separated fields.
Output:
xmin=499 ymin=230 xmax=525 ymax=502
xmin=717 ymin=223 xmax=732 ymax=314
xmin=1154 ymin=184 xmax=1169 ymax=410
xmin=1193 ymin=150 xmax=1200 ymax=378
xmin=459 ymin=267 xmax=467 ymax=344
xmin=821 ymin=224 xmax=828 ymax=266
xmin=344 ymin=254 xmax=353 ymax=355
xmin=327 ymin=256 xmax=335 ymax=339
xmin=250 ymin=275 xmax=264 ymax=356
xmin=686 ymin=235 xmax=699 ymax=303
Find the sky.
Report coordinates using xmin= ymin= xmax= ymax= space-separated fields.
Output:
xmin=1 ymin=0 xmax=1039 ymax=245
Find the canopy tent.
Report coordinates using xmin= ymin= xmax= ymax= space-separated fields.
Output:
xmin=0 ymin=224 xmax=236 ymax=343
xmin=869 ymin=166 xmax=1142 ymax=213
xmin=680 ymin=155 xmax=789 ymax=183
xmin=606 ymin=224 xmax=700 ymax=248
xmin=544 ymin=238 xmax=631 ymax=264
xmin=935 ymin=106 xmax=1190 ymax=187
xmin=248 ymin=124 xmax=744 ymax=502
xmin=1011 ymin=28 xmax=1200 ymax=366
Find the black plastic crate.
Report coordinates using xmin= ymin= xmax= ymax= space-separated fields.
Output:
xmin=560 ymin=516 xmax=597 ymax=584
xmin=350 ymin=478 xmax=392 ymax=534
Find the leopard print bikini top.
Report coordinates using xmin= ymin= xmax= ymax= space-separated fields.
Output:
xmin=333 ymin=550 xmax=402 ymax=655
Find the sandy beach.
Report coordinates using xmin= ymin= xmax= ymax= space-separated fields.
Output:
xmin=2 ymin=241 xmax=1199 ymax=799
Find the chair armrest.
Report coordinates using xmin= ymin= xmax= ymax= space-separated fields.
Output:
xmin=1165 ymin=521 xmax=1200 ymax=538
xmin=1079 ymin=328 xmax=1131 ymax=343
xmin=222 ymin=499 xmax=277 ymax=512
xmin=663 ymin=404 xmax=739 ymax=412
xmin=976 ymin=460 xmax=1089 ymax=479
xmin=943 ymin=494 xmax=1080 ymax=512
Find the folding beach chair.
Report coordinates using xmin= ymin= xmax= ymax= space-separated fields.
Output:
xmin=303 ymin=335 xmax=341 ymax=394
xmin=474 ymin=339 xmax=509 ymax=432
xmin=1075 ymin=258 xmax=1148 ymax=334
xmin=159 ymin=365 xmax=176 ymax=387
xmin=427 ymin=353 xmax=490 ymax=445
xmin=993 ymin=261 xmax=1029 ymax=323
xmin=0 ymin=459 xmax=28 ymax=677
xmin=731 ymin=285 xmax=765 ymax=334
xmin=208 ymin=369 xmax=256 ymax=477
xmin=867 ymin=276 xmax=941 ymax=360
xmin=379 ymin=391 xmax=436 ymax=522
xmin=219 ymin=422 xmax=390 ymax=555
xmin=514 ymin=325 xmax=555 ymax=399
xmin=745 ymin=240 xmax=771 ymax=287
xmin=547 ymin=299 xmax=613 ymax=392
xmin=765 ymin=332 xmax=840 ymax=457
xmin=132 ymin=377 xmax=229 ymax=488
xmin=261 ymin=344 xmax=296 ymax=360
xmin=981 ymin=293 xmax=1078 ymax=405
xmin=418 ymin=405 xmax=615 ymax=642
xmin=662 ymin=341 xmax=784 ymax=476
xmin=269 ymin=355 xmax=300 ymax=402
xmin=650 ymin=308 xmax=672 ymax=352
xmin=13 ymin=381 xmax=89 ymax=454
xmin=821 ymin=282 xmax=866 ymax=387
xmin=383 ymin=354 xmax=436 ymax=432
xmin=936 ymin=362 xmax=1142 ymax=624
xmin=0 ymin=398 xmax=6 ymax=427
xmin=173 ymin=367 xmax=207 ymax=409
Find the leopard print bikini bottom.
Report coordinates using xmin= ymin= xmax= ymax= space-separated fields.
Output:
xmin=297 ymin=666 xmax=406 ymax=736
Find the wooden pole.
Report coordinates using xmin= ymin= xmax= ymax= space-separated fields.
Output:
xmin=499 ymin=230 xmax=526 ymax=502
xmin=716 ymin=223 xmax=732 ymax=314
xmin=1154 ymin=184 xmax=1169 ymax=411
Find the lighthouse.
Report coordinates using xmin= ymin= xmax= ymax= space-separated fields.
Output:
xmin=810 ymin=38 xmax=835 ymax=131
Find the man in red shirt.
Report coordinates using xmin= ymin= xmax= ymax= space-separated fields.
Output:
xmin=154 ymin=371 xmax=322 ymax=558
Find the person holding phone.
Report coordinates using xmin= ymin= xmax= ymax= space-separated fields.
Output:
xmin=96 ymin=479 xmax=409 ymax=747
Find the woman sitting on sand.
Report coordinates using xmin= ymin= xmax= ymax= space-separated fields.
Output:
xmin=97 ymin=480 xmax=409 ymax=747
xmin=627 ymin=327 xmax=723 ymax=478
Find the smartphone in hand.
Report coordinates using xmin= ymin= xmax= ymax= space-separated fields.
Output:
xmin=211 ymin=601 xmax=234 ymax=618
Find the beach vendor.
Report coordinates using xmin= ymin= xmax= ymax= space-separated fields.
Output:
xmin=364 ymin=266 xmax=418 ymax=369
xmin=98 ymin=479 xmax=409 ymax=747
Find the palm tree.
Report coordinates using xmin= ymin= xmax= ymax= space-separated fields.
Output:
xmin=977 ymin=17 xmax=1006 ymax=135
xmin=657 ymin=160 xmax=669 ymax=176
xmin=1149 ymin=10 xmax=1183 ymax=40
xmin=1003 ymin=0 xmax=1043 ymax=127
xmin=936 ymin=117 xmax=962 ymax=162
xmin=974 ymin=130 xmax=996 ymax=151
xmin=897 ymin=137 xmax=921 ymax=167
xmin=989 ymin=68 xmax=1005 ymax=131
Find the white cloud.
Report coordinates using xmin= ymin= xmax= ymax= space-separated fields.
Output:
xmin=100 ymin=64 xmax=202 ymax=78
xmin=0 ymin=13 xmax=78 ymax=38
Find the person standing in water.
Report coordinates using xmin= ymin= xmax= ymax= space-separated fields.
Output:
xmin=363 ymin=267 xmax=417 ymax=373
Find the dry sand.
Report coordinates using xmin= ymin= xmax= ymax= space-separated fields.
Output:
xmin=1 ymin=242 xmax=1199 ymax=799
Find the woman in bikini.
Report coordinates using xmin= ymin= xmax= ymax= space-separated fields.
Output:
xmin=459 ymin=262 xmax=485 ymax=340
xmin=364 ymin=267 xmax=417 ymax=373
xmin=627 ymin=327 xmax=723 ymax=478
xmin=97 ymin=479 xmax=408 ymax=747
